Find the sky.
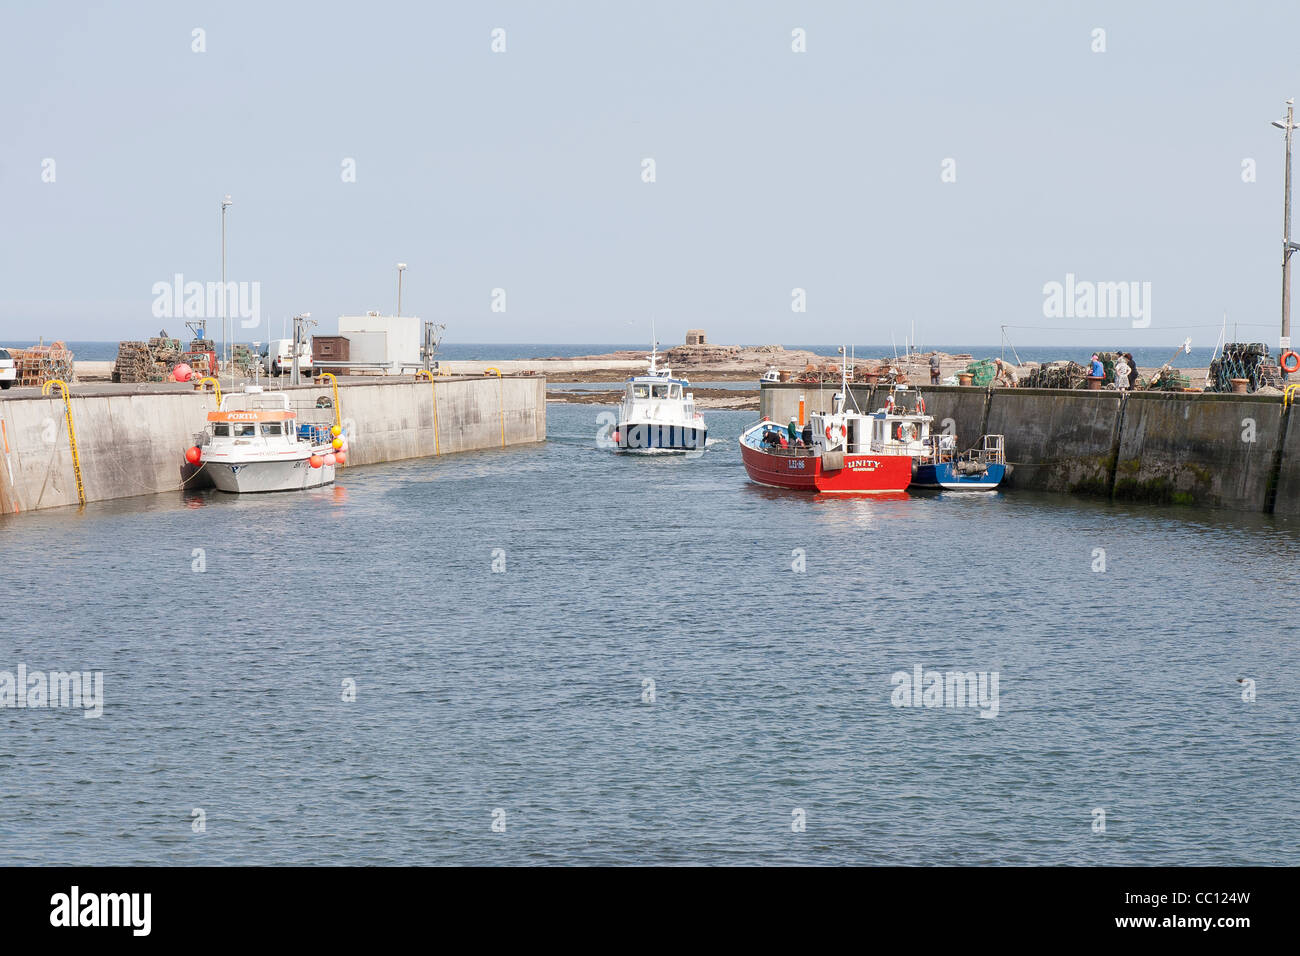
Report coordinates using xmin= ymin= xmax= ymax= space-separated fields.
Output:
xmin=3 ymin=0 xmax=1300 ymax=348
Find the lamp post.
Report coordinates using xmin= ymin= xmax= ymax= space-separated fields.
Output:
xmin=221 ymin=195 xmax=233 ymax=387
xmin=397 ymin=262 xmax=408 ymax=317
xmin=1272 ymin=100 xmax=1300 ymax=380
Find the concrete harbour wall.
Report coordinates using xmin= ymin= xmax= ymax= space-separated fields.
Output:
xmin=759 ymin=382 xmax=1300 ymax=515
xmin=0 ymin=376 xmax=546 ymax=514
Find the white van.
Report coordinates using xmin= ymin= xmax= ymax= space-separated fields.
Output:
xmin=0 ymin=348 xmax=15 ymax=389
xmin=262 ymin=339 xmax=313 ymax=377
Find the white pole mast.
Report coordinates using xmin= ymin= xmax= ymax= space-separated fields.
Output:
xmin=221 ymin=194 xmax=232 ymax=390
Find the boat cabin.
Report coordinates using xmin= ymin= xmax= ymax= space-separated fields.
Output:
xmin=804 ymin=387 xmax=933 ymax=456
xmin=627 ymin=379 xmax=687 ymax=402
xmin=621 ymin=374 xmax=697 ymax=424
xmin=199 ymin=388 xmax=331 ymax=455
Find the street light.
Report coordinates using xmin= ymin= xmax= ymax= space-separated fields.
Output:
xmin=1272 ymin=99 xmax=1300 ymax=380
xmin=397 ymin=262 xmax=408 ymax=317
xmin=221 ymin=194 xmax=233 ymax=387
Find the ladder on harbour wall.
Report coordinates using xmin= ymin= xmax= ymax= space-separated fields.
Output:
xmin=1268 ymin=386 xmax=1300 ymax=512
xmin=42 ymin=379 xmax=86 ymax=506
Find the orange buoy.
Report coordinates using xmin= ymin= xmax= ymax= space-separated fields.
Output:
xmin=335 ymin=451 xmax=347 ymax=465
xmin=185 ymin=446 xmax=201 ymax=464
xmin=309 ymin=455 xmax=323 ymax=469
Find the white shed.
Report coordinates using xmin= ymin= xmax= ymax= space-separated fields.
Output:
xmin=337 ymin=313 xmax=421 ymax=372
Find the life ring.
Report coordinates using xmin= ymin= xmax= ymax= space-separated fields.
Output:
xmin=1283 ymin=351 xmax=1300 ymax=374
xmin=840 ymin=424 xmax=846 ymax=437
xmin=897 ymin=423 xmax=916 ymax=441
xmin=825 ymin=426 xmax=832 ymax=439
xmin=917 ymin=397 xmax=926 ymax=414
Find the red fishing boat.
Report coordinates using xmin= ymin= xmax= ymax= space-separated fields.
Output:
xmin=740 ymin=353 xmax=932 ymax=494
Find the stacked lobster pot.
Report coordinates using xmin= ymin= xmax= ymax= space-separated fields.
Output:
xmin=1207 ymin=343 xmax=1279 ymax=393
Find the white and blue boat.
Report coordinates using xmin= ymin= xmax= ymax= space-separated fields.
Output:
xmin=912 ymin=433 xmax=1008 ymax=490
xmin=612 ymin=342 xmax=707 ymax=454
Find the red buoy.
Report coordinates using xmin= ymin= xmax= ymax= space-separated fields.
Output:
xmin=309 ymin=455 xmax=323 ymax=469
xmin=185 ymin=446 xmax=201 ymax=464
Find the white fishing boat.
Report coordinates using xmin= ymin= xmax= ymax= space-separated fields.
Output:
xmin=612 ymin=341 xmax=707 ymax=454
xmin=193 ymin=386 xmax=340 ymax=493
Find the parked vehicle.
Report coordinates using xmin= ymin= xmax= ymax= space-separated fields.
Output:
xmin=262 ymin=339 xmax=313 ymax=377
xmin=0 ymin=348 xmax=15 ymax=389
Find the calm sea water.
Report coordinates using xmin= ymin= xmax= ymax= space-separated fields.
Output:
xmin=1 ymin=403 xmax=1297 ymax=865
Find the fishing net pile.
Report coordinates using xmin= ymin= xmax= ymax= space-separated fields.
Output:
xmin=1143 ymin=367 xmax=1192 ymax=391
xmin=963 ymin=359 xmax=996 ymax=386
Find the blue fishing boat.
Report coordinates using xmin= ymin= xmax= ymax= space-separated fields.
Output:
xmin=911 ymin=434 xmax=1008 ymax=490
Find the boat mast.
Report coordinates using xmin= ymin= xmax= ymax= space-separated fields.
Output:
xmin=839 ymin=345 xmax=860 ymax=412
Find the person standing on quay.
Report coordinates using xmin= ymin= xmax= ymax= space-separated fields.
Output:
xmin=1113 ymin=354 xmax=1131 ymax=391
xmin=929 ymin=353 xmax=941 ymax=384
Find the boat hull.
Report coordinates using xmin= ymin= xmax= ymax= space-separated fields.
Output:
xmin=911 ymin=461 xmax=1006 ymax=490
xmin=615 ymin=422 xmax=707 ymax=454
xmin=204 ymin=455 xmax=335 ymax=493
xmin=740 ymin=442 xmax=913 ymax=493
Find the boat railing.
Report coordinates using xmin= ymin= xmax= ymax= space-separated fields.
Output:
xmin=924 ymin=435 xmax=956 ymax=462
xmin=976 ymin=434 xmax=1006 ymax=464
xmin=749 ymin=430 xmax=816 ymax=456
xmin=761 ymin=443 xmax=816 ymax=457
xmin=296 ymin=422 xmax=334 ymax=445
